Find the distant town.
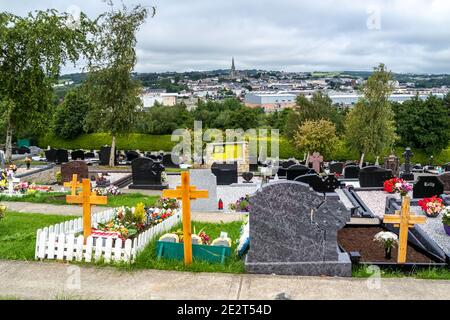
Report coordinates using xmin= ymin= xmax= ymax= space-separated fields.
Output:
xmin=57 ymin=58 xmax=450 ymax=112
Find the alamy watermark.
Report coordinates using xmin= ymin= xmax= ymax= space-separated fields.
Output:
xmin=366 ymin=4 xmax=382 ymax=30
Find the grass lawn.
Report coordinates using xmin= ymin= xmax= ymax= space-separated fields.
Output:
xmin=0 ymin=192 xmax=159 ymax=208
xmin=352 ymin=266 xmax=450 ymax=280
xmin=0 ymin=212 xmax=76 ymax=260
xmin=130 ymin=220 xmax=245 ymax=274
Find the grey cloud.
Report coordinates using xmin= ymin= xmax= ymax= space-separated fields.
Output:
xmin=1 ymin=0 xmax=450 ymax=73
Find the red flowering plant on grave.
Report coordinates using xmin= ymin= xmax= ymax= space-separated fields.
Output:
xmin=383 ymin=177 xmax=412 ymax=196
xmin=418 ymin=196 xmax=445 ymax=218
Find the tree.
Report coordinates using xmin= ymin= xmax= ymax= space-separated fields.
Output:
xmin=393 ymin=94 xmax=450 ymax=154
xmin=85 ymin=3 xmax=152 ymax=166
xmin=345 ymin=64 xmax=397 ymax=158
xmin=285 ymin=91 xmax=345 ymax=139
xmin=52 ymin=87 xmax=90 ymax=139
xmin=293 ymin=119 xmax=338 ymax=159
xmin=0 ymin=10 xmax=94 ymax=162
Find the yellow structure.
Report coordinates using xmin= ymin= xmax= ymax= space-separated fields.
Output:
xmin=162 ymin=172 xmax=208 ymax=265
xmin=65 ymin=175 xmax=108 ymax=239
xmin=64 ymin=174 xmax=82 ymax=196
xmin=383 ymin=196 xmax=426 ymax=264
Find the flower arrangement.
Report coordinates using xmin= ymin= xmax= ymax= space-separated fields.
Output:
xmin=154 ymin=197 xmax=180 ymax=210
xmin=95 ymin=203 xmax=178 ymax=240
xmin=374 ymin=231 xmax=398 ymax=259
xmin=95 ymin=173 xmax=111 ymax=188
xmin=383 ymin=178 xmax=412 ymax=196
xmin=172 ymin=228 xmax=211 ymax=245
xmin=93 ymin=185 xmax=121 ymax=196
xmin=229 ymin=195 xmax=251 ymax=212
xmin=418 ymin=196 xmax=445 ymax=218
xmin=13 ymin=182 xmax=53 ymax=194
xmin=442 ymin=207 xmax=450 ymax=236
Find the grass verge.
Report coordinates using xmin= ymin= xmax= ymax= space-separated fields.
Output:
xmin=353 ymin=265 xmax=450 ymax=280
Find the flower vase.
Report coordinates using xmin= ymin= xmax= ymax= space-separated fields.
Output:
xmin=385 ymin=246 xmax=392 ymax=259
xmin=444 ymin=225 xmax=450 ymax=236
xmin=425 ymin=212 xmax=440 ymax=218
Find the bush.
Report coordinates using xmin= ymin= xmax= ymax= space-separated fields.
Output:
xmin=38 ymin=133 xmax=177 ymax=152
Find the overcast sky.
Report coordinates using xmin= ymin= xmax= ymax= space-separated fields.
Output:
xmin=3 ymin=0 xmax=450 ymax=74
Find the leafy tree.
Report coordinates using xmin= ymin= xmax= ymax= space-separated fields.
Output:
xmin=293 ymin=119 xmax=338 ymax=159
xmin=52 ymin=87 xmax=90 ymax=139
xmin=345 ymin=64 xmax=397 ymax=157
xmin=393 ymin=94 xmax=450 ymax=154
xmin=134 ymin=103 xmax=192 ymax=135
xmin=85 ymin=3 xmax=152 ymax=166
xmin=285 ymin=91 xmax=345 ymax=139
xmin=0 ymin=10 xmax=94 ymax=161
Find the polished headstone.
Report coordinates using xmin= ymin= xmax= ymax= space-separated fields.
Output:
xmin=245 ymin=181 xmax=351 ymax=277
xmin=413 ymin=176 xmax=444 ymax=199
xmin=359 ymin=166 xmax=393 ymax=188
xmin=61 ymin=160 xmax=89 ymax=183
xmin=190 ymin=169 xmax=218 ymax=211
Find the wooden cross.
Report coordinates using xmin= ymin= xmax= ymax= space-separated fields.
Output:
xmin=63 ymin=174 xmax=82 ymax=196
xmin=66 ymin=178 xmax=107 ymax=239
xmin=162 ymin=171 xmax=208 ymax=265
xmin=383 ymin=196 xmax=426 ymax=264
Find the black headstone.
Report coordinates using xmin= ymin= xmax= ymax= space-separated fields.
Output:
xmin=162 ymin=153 xmax=179 ymax=168
xmin=126 ymin=151 xmax=140 ymax=162
xmin=129 ymin=157 xmax=168 ymax=190
xmin=444 ymin=163 xmax=450 ymax=172
xmin=359 ymin=166 xmax=393 ymax=188
xmin=55 ymin=149 xmax=69 ymax=164
xmin=71 ymin=150 xmax=85 ymax=160
xmin=329 ymin=162 xmax=345 ymax=175
xmin=242 ymin=172 xmax=254 ymax=183
xmin=343 ymin=165 xmax=360 ymax=179
xmin=99 ymin=146 xmax=117 ymax=165
xmin=286 ymin=165 xmax=313 ymax=181
xmin=295 ymin=174 xmax=342 ymax=193
xmin=85 ymin=152 xmax=96 ymax=159
xmin=18 ymin=146 xmax=31 ymax=155
xmin=413 ymin=176 xmax=444 ymax=199
xmin=45 ymin=149 xmax=57 ymax=163
xmin=278 ymin=159 xmax=298 ymax=177
xmin=211 ymin=162 xmax=238 ymax=185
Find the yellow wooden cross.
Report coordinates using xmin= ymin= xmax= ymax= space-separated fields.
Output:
xmin=66 ymin=178 xmax=108 ymax=239
xmin=63 ymin=174 xmax=82 ymax=196
xmin=162 ymin=171 xmax=208 ymax=265
xmin=383 ymin=196 xmax=426 ymax=264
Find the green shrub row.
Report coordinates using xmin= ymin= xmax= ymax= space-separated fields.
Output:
xmin=38 ymin=133 xmax=449 ymax=164
xmin=38 ymin=133 xmax=177 ymax=152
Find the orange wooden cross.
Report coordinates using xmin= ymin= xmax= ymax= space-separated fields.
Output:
xmin=66 ymin=178 xmax=107 ymax=239
xmin=63 ymin=174 xmax=82 ymax=196
xmin=162 ymin=171 xmax=208 ymax=265
xmin=383 ymin=196 xmax=426 ymax=264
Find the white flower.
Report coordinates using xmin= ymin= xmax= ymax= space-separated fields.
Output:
xmin=374 ymin=231 xmax=398 ymax=243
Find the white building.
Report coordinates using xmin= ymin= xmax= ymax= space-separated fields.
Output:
xmin=141 ymin=92 xmax=178 ymax=109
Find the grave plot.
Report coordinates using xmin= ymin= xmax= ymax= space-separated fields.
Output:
xmin=36 ymin=177 xmax=181 ymax=263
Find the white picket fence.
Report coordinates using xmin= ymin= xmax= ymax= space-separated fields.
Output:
xmin=35 ymin=208 xmax=181 ymax=263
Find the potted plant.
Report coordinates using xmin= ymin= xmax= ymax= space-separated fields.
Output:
xmin=229 ymin=195 xmax=251 ymax=212
xmin=374 ymin=231 xmax=398 ymax=259
xmin=383 ymin=178 xmax=412 ymax=197
xmin=418 ymin=196 xmax=445 ymax=218
xmin=442 ymin=207 xmax=450 ymax=236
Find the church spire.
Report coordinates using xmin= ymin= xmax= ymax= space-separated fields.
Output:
xmin=230 ymin=57 xmax=236 ymax=78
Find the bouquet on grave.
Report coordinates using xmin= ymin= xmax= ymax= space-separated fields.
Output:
xmin=14 ymin=181 xmax=29 ymax=193
xmin=383 ymin=177 xmax=412 ymax=196
xmin=418 ymin=196 xmax=445 ymax=218
xmin=154 ymin=197 xmax=180 ymax=210
xmin=442 ymin=207 xmax=450 ymax=226
xmin=28 ymin=184 xmax=53 ymax=193
xmin=229 ymin=195 xmax=251 ymax=212
xmin=374 ymin=231 xmax=398 ymax=259
xmin=93 ymin=185 xmax=121 ymax=196
xmin=95 ymin=204 xmax=146 ymax=240
xmin=145 ymin=206 xmax=176 ymax=226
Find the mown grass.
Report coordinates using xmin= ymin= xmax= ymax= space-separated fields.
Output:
xmin=129 ymin=220 xmax=245 ymax=274
xmin=0 ymin=212 xmax=76 ymax=260
xmin=0 ymin=192 xmax=159 ymax=208
xmin=353 ymin=266 xmax=450 ymax=280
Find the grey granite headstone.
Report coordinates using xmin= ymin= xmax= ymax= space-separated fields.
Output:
xmin=438 ymin=172 xmax=450 ymax=194
xmin=190 ymin=169 xmax=218 ymax=211
xmin=245 ymin=180 xmax=351 ymax=277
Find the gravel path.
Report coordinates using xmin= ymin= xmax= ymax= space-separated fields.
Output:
xmin=356 ymin=191 xmax=402 ymax=218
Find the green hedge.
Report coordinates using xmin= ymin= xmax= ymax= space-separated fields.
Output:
xmin=38 ymin=133 xmax=177 ymax=151
xmin=38 ymin=133 xmax=450 ymax=164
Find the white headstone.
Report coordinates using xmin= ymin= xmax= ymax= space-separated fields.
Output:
xmin=189 ymin=169 xmax=218 ymax=211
